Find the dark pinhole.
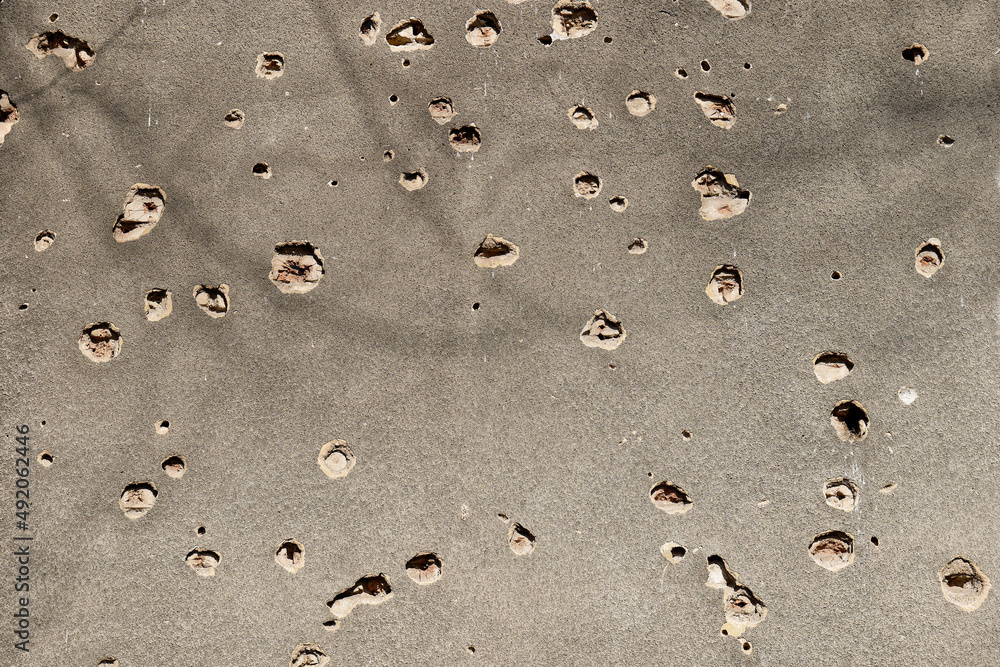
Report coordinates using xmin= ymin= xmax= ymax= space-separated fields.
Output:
xmin=537 ymin=35 xmax=553 ymax=46
xmin=466 ymin=646 xmax=476 ymax=654
xmin=39 ymin=452 xmax=53 ymax=464
xmin=744 ymin=62 xmax=751 ymax=69
xmin=676 ymin=68 xmax=688 ymax=78
xmin=647 ymin=472 xmax=652 ymax=477
xmin=902 ymin=44 xmax=928 ymax=63
xmin=389 ymin=94 xmax=398 ymax=103
xmin=721 ymin=628 xmax=728 ymax=636
xmin=937 ymin=135 xmax=954 ymax=146
xmin=18 ymin=303 xmax=27 ymax=310
xmin=681 ymin=430 xmax=692 ymax=439
xmin=700 ymin=60 xmax=710 ymax=72
xmin=604 ymin=36 xmax=612 ymax=43
xmin=402 ymin=59 xmax=411 ymax=67
xmin=252 ymin=162 xmax=269 ymax=175
xmin=383 ymin=150 xmax=394 ymax=161
xmin=608 ymin=362 xmax=616 ymax=370
xmin=670 ymin=546 xmax=686 ymax=559
xmin=31 ymin=288 xmax=36 ymax=292
xmin=49 ymin=13 xmax=58 ymax=21
xmin=328 ymin=180 xmax=339 ymax=187
xmin=40 ymin=421 xmax=46 ymax=426
xmin=472 ymin=302 xmax=480 ymax=311
xmin=871 ymin=535 xmax=879 ymax=546
xmin=197 ymin=526 xmax=206 ymax=536
xmin=831 ymin=271 xmax=841 ymax=280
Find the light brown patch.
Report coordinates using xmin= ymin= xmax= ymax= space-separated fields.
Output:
xmin=119 ymin=482 xmax=157 ymax=519
xmin=255 ymin=52 xmax=284 ymax=79
xmin=809 ymin=531 xmax=855 ymax=571
xmin=317 ymin=439 xmax=356 ymax=479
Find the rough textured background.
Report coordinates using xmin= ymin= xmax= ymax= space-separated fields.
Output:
xmin=2 ymin=0 xmax=999 ymax=664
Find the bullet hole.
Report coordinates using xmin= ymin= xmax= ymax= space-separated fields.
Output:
xmin=119 ymin=482 xmax=157 ymax=519
xmin=78 ymin=322 xmax=122 ymax=363
xmin=37 ymin=451 xmax=53 ymax=467
xmin=831 ymin=271 xmax=841 ymax=280
xmin=898 ymin=387 xmax=918 ymax=405
xmin=474 ymin=233 xmax=519 ymax=268
xmin=675 ymin=68 xmax=688 ymax=79
xmin=824 ymin=477 xmax=859 ymax=511
xmin=567 ymin=105 xmax=598 ymax=130
xmin=406 ymin=552 xmax=443 ymax=585
xmin=145 ymin=288 xmax=173 ymax=322
xmin=154 ymin=419 xmax=170 ymax=435
xmin=693 ymin=92 xmax=736 ymax=129
xmin=317 ymin=439 xmax=356 ymax=479
xmin=902 ymin=43 xmax=928 ymax=65
xmin=706 ymin=265 xmax=744 ymax=305
xmin=604 ymin=36 xmax=613 ymax=43
xmin=399 ymin=168 xmax=429 ymax=191
xmin=386 ymin=19 xmax=435 ymax=51
xmin=327 ymin=574 xmax=393 ymax=619
xmin=290 ymin=643 xmax=329 ymax=667
xmin=628 ymin=238 xmax=648 ymax=255
xmin=812 ymin=352 xmax=853 ymax=383
xmin=937 ymin=134 xmax=954 ymax=146
xmin=537 ymin=34 xmax=553 ymax=46
xmin=252 ymin=162 xmax=271 ymax=179
xmin=700 ymin=60 xmax=710 ymax=72
xmin=608 ymin=362 xmax=616 ymax=369
xmin=26 ymin=30 xmax=95 ymax=71
xmin=681 ymin=430 xmax=691 ymax=439
xmin=0 ymin=90 xmax=19 ymax=148
xmin=402 ymin=58 xmax=411 ymax=67
xmin=449 ymin=124 xmax=482 ymax=153
xmin=389 ymin=94 xmax=398 ymax=105
xmin=650 ymin=482 xmax=693 ymax=515
xmin=741 ymin=641 xmax=752 ymax=654
xmin=34 ymin=230 xmax=55 ymax=252
xmin=508 ymin=522 xmax=536 ymax=555
xmin=626 ymin=90 xmax=656 ymax=117
xmin=18 ymin=303 xmax=27 ymax=311
xmin=196 ymin=525 xmax=206 ymax=536
xmin=609 ymin=196 xmax=628 ymax=212
xmin=275 ymin=538 xmax=305 ymax=574
xmin=193 ymin=284 xmax=229 ymax=318
xmin=383 ymin=149 xmax=394 ymax=161
xmin=580 ymin=309 xmax=626 ymax=350
xmin=322 ymin=619 xmax=339 ymax=632
xmin=97 ymin=659 xmax=118 ymax=666
xmin=328 ymin=179 xmax=339 ymax=187
xmin=706 ymin=555 xmax=768 ymax=637
xmin=880 ymin=483 xmax=897 ymax=494
xmin=691 ymin=166 xmax=751 ymax=220
xmin=359 ymin=12 xmax=382 ymax=46
xmin=572 ymin=171 xmax=602 ymax=199
xmin=428 ymin=97 xmax=457 ymax=125
xmin=809 ymin=531 xmax=855 ymax=571
xmin=270 ymin=241 xmax=325 ymax=294
xmin=114 ymin=184 xmax=166 ymax=242
xmin=466 ymin=10 xmax=502 ymax=48
xmin=743 ymin=62 xmax=751 ymax=69
xmin=915 ymin=238 xmax=944 ymax=277
xmin=551 ymin=0 xmax=598 ymax=40
xmin=255 ymin=52 xmax=284 ymax=79
xmin=40 ymin=421 xmax=46 ymax=427
xmin=223 ymin=109 xmax=244 ymax=129
xmin=661 ymin=541 xmax=687 ymax=563
xmin=704 ymin=0 xmax=750 ymax=20
xmin=870 ymin=535 xmax=879 ymax=546
xmin=185 ymin=549 xmax=221 ymax=577
xmin=472 ymin=302 xmax=481 ymax=311
xmin=49 ymin=13 xmax=58 ymax=21
xmin=466 ymin=646 xmax=476 ymax=655
xmin=161 ymin=455 xmax=186 ymax=479
xmin=939 ymin=557 xmax=991 ymax=611
xmin=830 ymin=400 xmax=869 ymax=442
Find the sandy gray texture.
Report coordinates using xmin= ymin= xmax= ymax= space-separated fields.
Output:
xmin=1 ymin=0 xmax=999 ymax=664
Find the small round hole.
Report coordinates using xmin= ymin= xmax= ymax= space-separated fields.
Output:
xmin=48 ymin=13 xmax=58 ymax=21
xmin=383 ymin=150 xmax=394 ymax=162
xmin=681 ymin=430 xmax=692 ymax=439
xmin=328 ymin=180 xmax=339 ymax=187
xmin=871 ymin=535 xmax=879 ymax=546
xmin=937 ymin=134 xmax=955 ymax=146
xmin=18 ymin=303 xmax=28 ymax=310
xmin=38 ymin=452 xmax=53 ymax=466
xmin=700 ymin=60 xmax=710 ymax=72
xmin=608 ymin=362 xmax=616 ymax=370
xmin=721 ymin=628 xmax=728 ymax=636
xmin=389 ymin=94 xmax=398 ymax=104
xmin=670 ymin=546 xmax=686 ymax=559
xmin=647 ymin=472 xmax=652 ymax=477
xmin=40 ymin=421 xmax=46 ymax=427
xmin=471 ymin=302 xmax=480 ymax=311
xmin=466 ymin=646 xmax=476 ymax=654
xmin=197 ymin=526 xmax=206 ymax=536
xmin=831 ymin=271 xmax=841 ymax=280
xmin=675 ymin=68 xmax=688 ymax=79
xmin=537 ymin=35 xmax=553 ymax=46
xmin=402 ymin=59 xmax=411 ymax=67
xmin=252 ymin=162 xmax=271 ymax=179
xmin=604 ymin=36 xmax=612 ymax=43
xmin=743 ymin=62 xmax=751 ymax=69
